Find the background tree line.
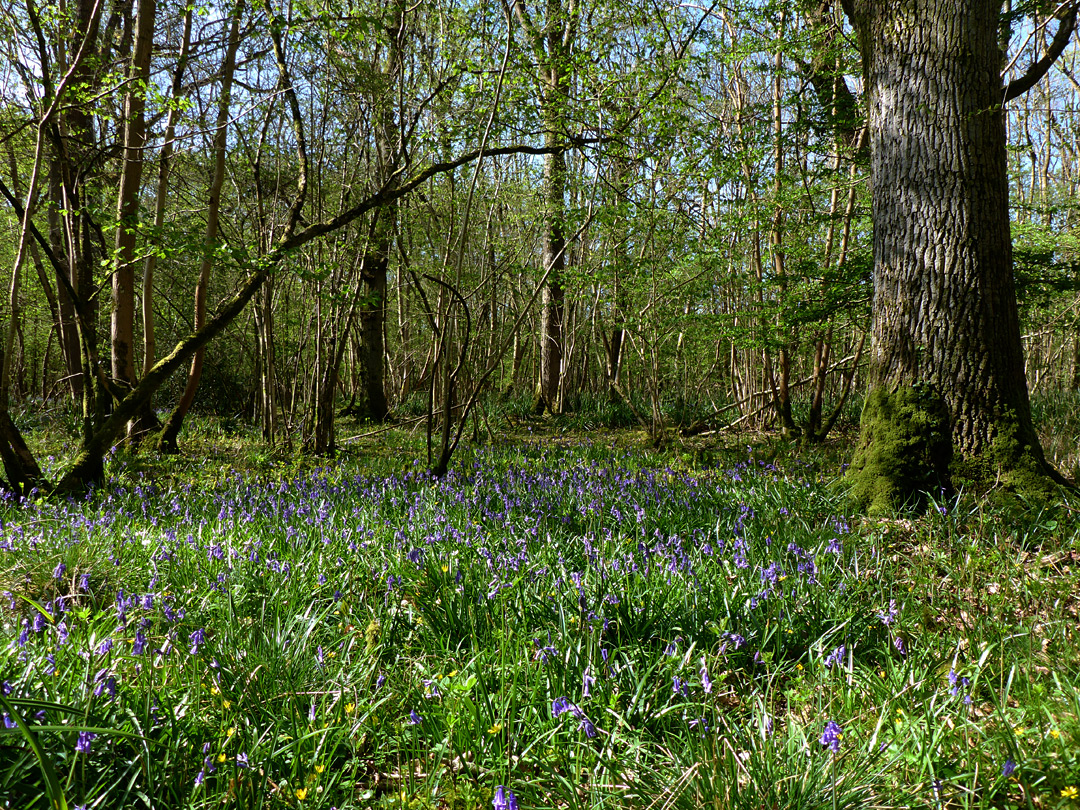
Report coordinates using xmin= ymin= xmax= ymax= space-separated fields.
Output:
xmin=0 ymin=0 xmax=1077 ymax=492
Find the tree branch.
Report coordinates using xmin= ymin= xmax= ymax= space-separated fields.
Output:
xmin=1004 ymin=5 xmax=1077 ymax=103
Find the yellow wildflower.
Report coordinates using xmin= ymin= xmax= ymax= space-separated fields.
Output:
xmin=295 ymin=788 xmax=307 ymax=801
xmin=1060 ymin=786 xmax=1077 ymax=800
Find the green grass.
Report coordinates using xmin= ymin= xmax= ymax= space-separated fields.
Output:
xmin=1 ymin=426 xmax=1078 ymax=809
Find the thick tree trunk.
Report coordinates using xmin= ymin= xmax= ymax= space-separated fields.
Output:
xmin=847 ymin=0 xmax=1064 ymax=513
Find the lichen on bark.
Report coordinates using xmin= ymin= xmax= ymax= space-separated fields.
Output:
xmin=847 ymin=383 xmax=952 ymax=515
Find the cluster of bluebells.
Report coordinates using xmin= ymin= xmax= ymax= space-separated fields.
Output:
xmin=0 ymin=444 xmax=885 ymax=805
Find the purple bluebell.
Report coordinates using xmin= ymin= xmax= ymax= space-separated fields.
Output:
xmin=133 ymin=629 xmax=148 ymax=656
xmin=552 ymin=697 xmax=572 ymax=717
xmin=189 ymin=628 xmax=206 ymax=655
xmin=75 ymin=730 xmax=97 ymax=754
xmin=700 ymin=657 xmax=713 ymax=694
xmin=492 ymin=786 xmax=519 ymax=810
xmin=819 ymin=720 xmax=842 ymax=753
xmin=1002 ymin=758 xmax=1017 ymax=778
xmin=408 ymin=709 xmax=423 ymax=725
xmin=824 ymin=645 xmax=845 ymax=668
xmin=237 ymin=752 xmax=249 ymax=768
xmin=2 ymin=712 xmax=15 ymax=729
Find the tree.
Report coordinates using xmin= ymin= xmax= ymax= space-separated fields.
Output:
xmin=843 ymin=0 xmax=1075 ymax=512
xmin=514 ymin=0 xmax=577 ymax=414
xmin=111 ymin=0 xmax=157 ymax=437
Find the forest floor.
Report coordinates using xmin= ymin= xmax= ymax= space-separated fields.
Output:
xmin=1 ymin=400 xmax=1079 ymax=809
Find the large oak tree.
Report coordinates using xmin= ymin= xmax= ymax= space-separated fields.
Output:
xmin=844 ymin=0 xmax=1075 ymax=511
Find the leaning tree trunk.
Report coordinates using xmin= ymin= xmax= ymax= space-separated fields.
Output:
xmin=846 ymin=0 xmax=1065 ymax=513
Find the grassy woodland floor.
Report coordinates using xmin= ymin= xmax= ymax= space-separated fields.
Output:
xmin=1 ymin=404 xmax=1079 ymax=810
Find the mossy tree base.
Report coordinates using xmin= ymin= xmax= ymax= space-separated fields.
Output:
xmin=849 ymin=383 xmax=1069 ymax=515
xmin=848 ymin=383 xmax=952 ymax=515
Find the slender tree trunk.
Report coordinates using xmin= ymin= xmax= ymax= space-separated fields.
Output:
xmin=112 ymin=0 xmax=157 ymax=441
xmin=846 ymin=0 xmax=1065 ymax=512
xmin=157 ymin=0 xmax=243 ymax=453
xmin=134 ymin=5 xmax=191 ymax=443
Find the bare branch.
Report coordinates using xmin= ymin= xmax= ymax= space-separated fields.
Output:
xmin=1004 ymin=4 xmax=1078 ymax=103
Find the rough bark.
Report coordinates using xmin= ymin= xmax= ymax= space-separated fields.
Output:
xmin=847 ymin=0 xmax=1066 ymax=513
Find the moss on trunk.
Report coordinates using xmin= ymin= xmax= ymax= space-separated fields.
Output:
xmin=849 ymin=385 xmax=1068 ymax=514
xmin=847 ymin=383 xmax=952 ymax=515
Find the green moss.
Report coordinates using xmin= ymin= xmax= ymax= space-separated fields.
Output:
xmin=847 ymin=382 xmax=952 ymax=515
xmin=950 ymin=410 xmax=1060 ymax=508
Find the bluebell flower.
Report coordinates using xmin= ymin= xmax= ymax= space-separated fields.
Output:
xmin=1002 ymin=758 xmax=1017 ymax=778
xmin=582 ymin=668 xmax=596 ymax=698
xmin=133 ymin=629 xmax=148 ymax=656
xmin=700 ymin=657 xmax=713 ymax=694
xmin=75 ymin=730 xmax=97 ymax=754
xmin=189 ymin=628 xmax=206 ymax=655
xmin=552 ymin=697 xmax=572 ymax=717
xmin=819 ymin=720 xmax=842 ymax=753
xmin=492 ymin=786 xmax=519 ymax=810
xmin=580 ymin=718 xmax=597 ymax=738
xmin=2 ymin=712 xmax=15 ymax=729
xmin=408 ymin=709 xmax=423 ymax=725
xmin=237 ymin=752 xmax=250 ymax=769
xmin=824 ymin=645 xmax=845 ymax=668
xmin=53 ymin=562 xmax=67 ymax=579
